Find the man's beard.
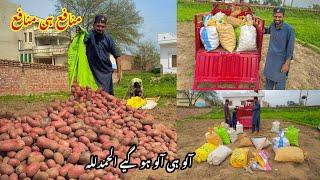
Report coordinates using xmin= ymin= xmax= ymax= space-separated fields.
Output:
xmin=274 ymin=20 xmax=283 ymax=26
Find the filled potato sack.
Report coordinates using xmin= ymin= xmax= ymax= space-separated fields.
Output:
xmin=216 ymin=22 xmax=236 ymax=52
xmin=214 ymin=126 xmax=231 ymax=145
xmin=230 ymin=148 xmax=249 ymax=168
xmin=205 ymin=127 xmax=223 ymax=146
xmin=200 ymin=14 xmax=220 ymax=51
xmin=207 ymin=145 xmax=232 ymax=165
xmin=236 ymin=25 xmax=257 ymax=52
xmin=194 ymin=143 xmax=217 ymax=163
xmin=274 ymin=147 xmax=305 ymax=163
xmin=285 ymin=125 xmax=299 ymax=146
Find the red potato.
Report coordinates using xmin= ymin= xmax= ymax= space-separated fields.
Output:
xmin=58 ymin=147 xmax=72 ymax=158
xmin=46 ymin=159 xmax=56 ymax=168
xmin=110 ymin=115 xmax=121 ymax=121
xmin=68 ymin=165 xmax=85 ymax=179
xmin=57 ymin=126 xmax=72 ymax=135
xmin=15 ymin=163 xmax=26 ymax=175
xmin=31 ymin=127 xmax=46 ymax=135
xmin=56 ymin=176 xmax=66 ymax=180
xmin=46 ymin=167 xmax=59 ymax=178
xmin=75 ymin=129 xmax=86 ymax=137
xmin=78 ymin=152 xmax=91 ymax=164
xmin=25 ymin=163 xmax=40 ymax=177
xmin=58 ymin=109 xmax=67 ymax=118
xmin=1 ymin=175 xmax=10 ymax=180
xmin=53 ymin=153 xmax=64 ymax=165
xmin=8 ymin=158 xmax=20 ymax=167
xmin=70 ymin=122 xmax=84 ymax=131
xmin=79 ymin=136 xmax=90 ymax=145
xmin=49 ymin=113 xmax=63 ymax=121
xmin=27 ymin=153 xmax=44 ymax=164
xmin=26 ymin=116 xmax=40 ymax=127
xmin=51 ymin=121 xmax=67 ymax=129
xmin=9 ymin=173 xmax=18 ymax=180
xmin=0 ymin=124 xmax=10 ymax=133
xmin=59 ymin=164 xmax=73 ymax=177
xmin=7 ymin=151 xmax=16 ymax=158
xmin=0 ymin=163 xmax=14 ymax=175
xmin=0 ymin=139 xmax=25 ymax=152
xmin=40 ymin=162 xmax=48 ymax=171
xmin=21 ymin=136 xmax=33 ymax=146
xmin=0 ymin=133 xmax=10 ymax=141
xmin=67 ymin=152 xmax=80 ymax=164
xmin=84 ymin=131 xmax=97 ymax=142
xmin=67 ymin=117 xmax=76 ymax=125
xmin=33 ymin=171 xmax=49 ymax=180
xmin=36 ymin=136 xmax=59 ymax=151
xmin=133 ymin=112 xmax=144 ymax=119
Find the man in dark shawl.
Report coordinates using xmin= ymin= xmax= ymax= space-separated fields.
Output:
xmin=84 ymin=14 xmax=121 ymax=95
xmin=224 ymin=99 xmax=231 ymax=126
xmin=251 ymin=96 xmax=261 ymax=133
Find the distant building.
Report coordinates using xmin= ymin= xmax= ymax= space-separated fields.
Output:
xmin=221 ymin=91 xmax=265 ymax=108
xmin=158 ymin=33 xmax=177 ymax=74
xmin=0 ymin=0 xmax=22 ymax=60
xmin=19 ymin=23 xmax=70 ymax=66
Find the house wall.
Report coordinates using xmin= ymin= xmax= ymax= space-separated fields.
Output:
xmin=160 ymin=43 xmax=177 ymax=74
xmin=0 ymin=0 xmax=22 ymax=61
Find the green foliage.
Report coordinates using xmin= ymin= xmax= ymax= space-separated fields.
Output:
xmin=114 ymin=72 xmax=176 ymax=99
xmin=186 ymin=106 xmax=320 ymax=127
xmin=177 ymin=0 xmax=320 ymax=48
xmin=0 ymin=92 xmax=69 ymax=103
xmin=132 ymin=41 xmax=160 ymax=71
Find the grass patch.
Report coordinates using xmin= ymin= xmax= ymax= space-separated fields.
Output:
xmin=114 ymin=71 xmax=176 ymax=99
xmin=0 ymin=91 xmax=70 ymax=103
xmin=177 ymin=0 xmax=320 ymax=48
xmin=186 ymin=106 xmax=320 ymax=127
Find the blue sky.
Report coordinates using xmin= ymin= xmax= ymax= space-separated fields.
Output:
xmin=8 ymin=0 xmax=176 ymax=46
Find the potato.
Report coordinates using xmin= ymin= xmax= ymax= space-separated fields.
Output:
xmin=47 ymin=167 xmax=59 ymax=178
xmin=53 ymin=153 xmax=64 ymax=165
xmin=21 ymin=136 xmax=33 ymax=146
xmin=67 ymin=152 xmax=80 ymax=164
xmin=57 ymin=127 xmax=72 ymax=135
xmin=0 ymin=139 xmax=25 ymax=152
xmin=46 ymin=159 xmax=56 ymax=168
xmin=25 ymin=163 xmax=40 ymax=177
xmin=68 ymin=165 xmax=85 ymax=178
xmin=0 ymin=163 xmax=14 ymax=175
xmin=40 ymin=162 xmax=48 ymax=171
xmin=27 ymin=152 xmax=45 ymax=164
xmin=15 ymin=163 xmax=26 ymax=175
xmin=9 ymin=173 xmax=18 ymax=180
xmin=8 ymin=158 xmax=20 ymax=167
xmin=36 ymin=136 xmax=58 ymax=151
xmin=43 ymin=149 xmax=54 ymax=159
xmin=33 ymin=171 xmax=49 ymax=180
xmin=59 ymin=164 xmax=73 ymax=177
xmin=15 ymin=147 xmax=31 ymax=162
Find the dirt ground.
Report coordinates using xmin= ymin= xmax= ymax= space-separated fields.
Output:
xmin=177 ymin=22 xmax=320 ymax=90
xmin=2 ymin=99 xmax=320 ymax=180
xmin=176 ymin=119 xmax=320 ymax=180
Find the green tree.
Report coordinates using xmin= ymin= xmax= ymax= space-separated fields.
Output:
xmin=54 ymin=0 xmax=143 ymax=46
xmin=133 ymin=41 xmax=160 ymax=71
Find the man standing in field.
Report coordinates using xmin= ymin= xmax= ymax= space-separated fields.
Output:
xmin=264 ymin=6 xmax=295 ymax=90
xmin=224 ymin=99 xmax=231 ymax=126
xmin=85 ymin=15 xmax=122 ymax=95
xmin=252 ymin=96 xmax=261 ymax=133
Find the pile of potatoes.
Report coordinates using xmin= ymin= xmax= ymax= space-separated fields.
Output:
xmin=0 ymin=85 xmax=177 ymax=180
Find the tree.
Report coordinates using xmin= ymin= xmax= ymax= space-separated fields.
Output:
xmin=54 ymin=0 xmax=143 ymax=47
xmin=132 ymin=41 xmax=160 ymax=71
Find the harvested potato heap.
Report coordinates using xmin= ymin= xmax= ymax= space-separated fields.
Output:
xmin=0 ymin=85 xmax=177 ymax=180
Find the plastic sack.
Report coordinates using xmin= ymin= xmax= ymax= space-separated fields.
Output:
xmin=236 ymin=25 xmax=257 ymax=52
xmin=227 ymin=128 xmax=238 ymax=143
xmin=236 ymin=122 xmax=243 ymax=134
xmin=194 ymin=143 xmax=217 ymax=163
xmin=271 ymin=121 xmax=280 ymax=133
xmin=285 ymin=125 xmax=299 ymax=146
xmin=141 ymin=100 xmax=157 ymax=110
xmin=251 ymin=137 xmax=271 ymax=150
xmin=234 ymin=27 xmax=241 ymax=45
xmin=200 ymin=26 xmax=220 ymax=52
xmin=213 ymin=12 xmax=226 ymax=23
xmin=239 ymin=137 xmax=252 ymax=147
xmin=252 ymin=150 xmax=271 ymax=171
xmin=226 ymin=16 xmax=242 ymax=27
xmin=272 ymin=137 xmax=290 ymax=152
xmin=68 ymin=26 xmax=98 ymax=90
xmin=230 ymin=148 xmax=249 ymax=168
xmin=126 ymin=97 xmax=147 ymax=109
xmin=216 ymin=23 xmax=236 ymax=52
xmin=274 ymin=147 xmax=305 ymax=163
xmin=207 ymin=145 xmax=232 ymax=165
xmin=205 ymin=128 xmax=223 ymax=146
xmin=214 ymin=127 xmax=231 ymax=145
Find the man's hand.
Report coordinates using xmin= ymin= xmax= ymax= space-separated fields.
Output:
xmin=281 ymin=60 xmax=290 ymax=73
